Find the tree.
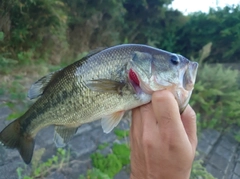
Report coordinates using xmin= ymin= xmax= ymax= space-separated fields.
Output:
xmin=174 ymin=5 xmax=240 ymax=63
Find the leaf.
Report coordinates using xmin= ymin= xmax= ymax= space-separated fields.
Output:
xmin=198 ymin=42 xmax=212 ymax=64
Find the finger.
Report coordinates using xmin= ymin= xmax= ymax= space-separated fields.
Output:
xmin=130 ymin=107 xmax=145 ymax=167
xmin=139 ymin=103 xmax=159 ymax=151
xmin=139 ymin=103 xmax=159 ymax=137
xmin=152 ymin=90 xmax=183 ymax=133
xmin=131 ymin=107 xmax=143 ymax=144
xmin=181 ymin=105 xmax=198 ymax=150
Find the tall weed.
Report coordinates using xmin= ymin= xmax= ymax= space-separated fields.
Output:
xmin=190 ymin=43 xmax=240 ymax=130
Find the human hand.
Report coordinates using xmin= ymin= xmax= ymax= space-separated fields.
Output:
xmin=130 ymin=90 xmax=197 ymax=179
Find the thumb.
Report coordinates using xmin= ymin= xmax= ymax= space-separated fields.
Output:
xmin=152 ymin=90 xmax=183 ymax=135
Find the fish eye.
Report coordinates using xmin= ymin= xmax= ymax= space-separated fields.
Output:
xmin=170 ymin=55 xmax=180 ymax=65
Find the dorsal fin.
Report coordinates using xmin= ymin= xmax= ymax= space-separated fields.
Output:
xmin=27 ymin=70 xmax=59 ymax=99
xmin=27 ymin=47 xmax=106 ymax=100
xmin=87 ymin=47 xmax=107 ymax=57
xmin=77 ymin=47 xmax=107 ymax=61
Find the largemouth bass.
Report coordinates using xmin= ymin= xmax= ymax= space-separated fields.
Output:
xmin=0 ymin=44 xmax=198 ymax=164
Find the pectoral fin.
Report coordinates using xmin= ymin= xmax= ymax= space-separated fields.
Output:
xmin=86 ymin=79 xmax=126 ymax=94
xmin=101 ymin=111 xmax=125 ymax=133
xmin=54 ymin=126 xmax=78 ymax=148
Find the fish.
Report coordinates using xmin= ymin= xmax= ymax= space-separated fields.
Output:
xmin=0 ymin=44 xmax=198 ymax=164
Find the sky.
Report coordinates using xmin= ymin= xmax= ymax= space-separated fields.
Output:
xmin=170 ymin=0 xmax=240 ymax=14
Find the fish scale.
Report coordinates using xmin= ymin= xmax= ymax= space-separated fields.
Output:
xmin=0 ymin=44 xmax=198 ymax=164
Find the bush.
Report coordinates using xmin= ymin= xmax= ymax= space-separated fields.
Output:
xmin=91 ymin=153 xmax=122 ymax=178
xmin=0 ymin=0 xmax=68 ymax=65
xmin=191 ymin=157 xmax=216 ymax=179
xmin=174 ymin=5 xmax=240 ymax=63
xmin=191 ymin=63 xmax=240 ymax=130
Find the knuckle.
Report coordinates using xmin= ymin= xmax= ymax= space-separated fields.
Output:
xmin=160 ymin=110 xmax=172 ymax=125
xmin=153 ymin=90 xmax=174 ymax=102
xmin=140 ymin=103 xmax=152 ymax=113
xmin=142 ymin=134 xmax=153 ymax=150
xmin=190 ymin=111 xmax=197 ymax=120
xmin=184 ymin=105 xmax=197 ymax=120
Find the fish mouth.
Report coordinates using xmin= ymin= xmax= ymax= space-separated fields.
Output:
xmin=179 ymin=61 xmax=198 ymax=113
xmin=183 ymin=62 xmax=198 ymax=91
xmin=128 ymin=61 xmax=198 ymax=97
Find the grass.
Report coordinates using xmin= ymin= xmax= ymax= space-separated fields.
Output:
xmin=83 ymin=129 xmax=216 ymax=179
xmin=17 ymin=148 xmax=70 ymax=179
xmin=79 ymin=168 xmax=111 ymax=179
xmin=0 ymin=51 xmax=82 ymax=121
xmin=191 ymin=153 xmax=216 ymax=179
xmin=11 ymin=129 xmax=216 ymax=179
xmin=0 ymin=48 xmax=223 ymax=179
xmin=114 ymin=129 xmax=129 ymax=140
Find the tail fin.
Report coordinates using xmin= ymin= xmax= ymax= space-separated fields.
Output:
xmin=0 ymin=119 xmax=35 ymax=164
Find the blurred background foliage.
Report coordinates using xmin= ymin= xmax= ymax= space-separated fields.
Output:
xmin=1 ymin=0 xmax=239 ymax=65
xmin=0 ymin=0 xmax=239 ymax=178
xmin=0 ymin=0 xmax=239 ymax=130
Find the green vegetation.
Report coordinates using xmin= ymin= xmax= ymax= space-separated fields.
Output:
xmin=79 ymin=168 xmax=111 ymax=179
xmin=174 ymin=6 xmax=240 ymax=63
xmin=189 ymin=43 xmax=240 ymax=131
xmin=1 ymin=0 xmax=240 ymax=69
xmin=190 ymin=156 xmax=216 ymax=179
xmin=90 ymin=143 xmax=130 ymax=178
xmin=15 ymin=140 xmax=216 ymax=179
xmin=2 ymin=2 xmax=240 ymax=131
xmin=114 ymin=128 xmax=129 ymax=139
xmin=81 ymin=130 xmax=215 ymax=179
xmin=1 ymin=0 xmax=239 ymax=178
xmin=192 ymin=63 xmax=240 ymax=130
xmin=98 ymin=143 xmax=109 ymax=150
xmin=17 ymin=148 xmax=70 ymax=179
xmin=91 ymin=153 xmax=122 ymax=178
xmin=112 ymin=144 xmax=130 ymax=166
xmin=1 ymin=75 xmax=30 ymax=120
